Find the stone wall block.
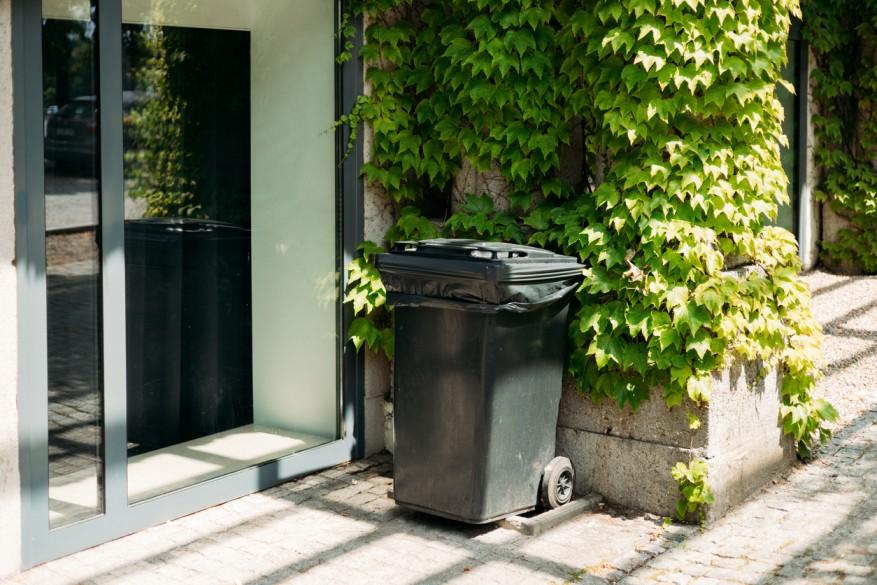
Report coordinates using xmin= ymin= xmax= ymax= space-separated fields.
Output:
xmin=821 ymin=203 xmax=864 ymax=274
xmin=704 ymin=362 xmax=796 ymax=520
xmin=363 ymin=349 xmax=391 ymax=456
xmin=361 ymin=112 xmax=396 ymax=245
xmin=557 ymin=428 xmax=705 ymax=516
xmin=558 ymin=361 xmax=796 ymax=522
xmin=558 ymin=378 xmax=709 ymax=449
xmin=363 ymin=395 xmax=386 ymax=457
xmin=452 ymin=158 xmax=510 ymax=214
xmin=364 ymin=349 xmax=390 ymax=400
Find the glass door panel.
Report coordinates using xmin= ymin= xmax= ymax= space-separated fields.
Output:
xmin=21 ymin=0 xmax=354 ymax=566
xmin=41 ymin=0 xmax=105 ymax=529
xmin=121 ymin=0 xmax=339 ymax=503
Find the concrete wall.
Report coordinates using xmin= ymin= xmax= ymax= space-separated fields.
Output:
xmin=557 ymin=361 xmax=795 ymax=522
xmin=361 ymin=154 xmax=394 ymax=455
xmin=360 ymin=27 xmax=396 ymax=454
xmin=0 ymin=0 xmax=21 ymax=576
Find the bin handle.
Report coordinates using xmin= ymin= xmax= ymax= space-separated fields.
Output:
xmin=163 ymin=226 xmax=215 ymax=233
xmin=393 ymin=241 xmax=529 ymax=260
xmin=386 ymin=281 xmax=579 ymax=314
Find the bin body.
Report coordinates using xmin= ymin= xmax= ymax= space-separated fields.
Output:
xmin=378 ymin=239 xmax=581 ymax=523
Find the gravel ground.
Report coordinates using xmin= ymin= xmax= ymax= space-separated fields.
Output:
xmin=802 ymin=270 xmax=877 ymax=430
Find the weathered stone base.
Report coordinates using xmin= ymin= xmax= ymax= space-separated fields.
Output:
xmin=821 ymin=203 xmax=866 ymax=275
xmin=556 ymin=361 xmax=796 ymax=522
xmin=363 ymin=349 xmax=391 ymax=456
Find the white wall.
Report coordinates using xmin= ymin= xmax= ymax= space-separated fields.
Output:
xmin=0 ymin=0 xmax=21 ymax=577
xmin=249 ymin=1 xmax=338 ymax=437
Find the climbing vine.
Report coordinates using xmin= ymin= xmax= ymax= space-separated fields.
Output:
xmin=803 ymin=0 xmax=877 ymax=273
xmin=342 ymin=0 xmax=836 ymax=519
xmin=671 ymin=459 xmax=714 ymax=523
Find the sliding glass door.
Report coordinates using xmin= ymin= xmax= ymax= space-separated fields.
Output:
xmin=17 ymin=0 xmax=363 ymax=566
xmin=118 ymin=0 xmax=341 ymax=505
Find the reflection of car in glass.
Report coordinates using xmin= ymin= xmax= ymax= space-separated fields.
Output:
xmin=44 ymin=96 xmax=96 ymax=168
xmin=44 ymin=92 xmax=145 ymax=169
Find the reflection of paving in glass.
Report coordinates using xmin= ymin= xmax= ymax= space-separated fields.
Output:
xmin=44 ymin=171 xmax=147 ymax=231
xmin=45 ymin=252 xmax=332 ymax=523
xmin=47 ymin=257 xmax=103 ymax=528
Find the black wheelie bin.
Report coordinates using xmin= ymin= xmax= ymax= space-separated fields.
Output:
xmin=376 ymin=239 xmax=583 ymax=524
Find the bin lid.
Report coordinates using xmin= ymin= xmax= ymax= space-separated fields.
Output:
xmin=376 ymin=239 xmax=583 ymax=305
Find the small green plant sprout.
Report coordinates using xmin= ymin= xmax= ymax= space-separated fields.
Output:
xmin=671 ymin=459 xmax=715 ymax=523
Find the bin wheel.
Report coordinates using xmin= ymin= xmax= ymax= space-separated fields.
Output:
xmin=541 ymin=457 xmax=575 ymax=509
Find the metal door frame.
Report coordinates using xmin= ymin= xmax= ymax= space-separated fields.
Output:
xmin=13 ymin=0 xmax=365 ymax=567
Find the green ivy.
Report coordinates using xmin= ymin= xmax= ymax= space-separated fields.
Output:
xmin=550 ymin=0 xmax=834 ymax=461
xmin=340 ymin=0 xmax=836 ymax=518
xmin=671 ymin=458 xmax=715 ymax=522
xmin=346 ymin=242 xmax=394 ymax=359
xmin=444 ymin=195 xmax=527 ymax=243
xmin=803 ymin=0 xmax=877 ymax=273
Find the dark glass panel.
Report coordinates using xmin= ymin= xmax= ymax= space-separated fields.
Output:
xmin=778 ymin=37 xmax=801 ymax=233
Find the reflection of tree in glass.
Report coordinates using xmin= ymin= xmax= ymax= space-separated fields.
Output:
xmin=43 ymin=18 xmax=96 ymax=108
xmin=125 ymin=26 xmax=203 ymax=219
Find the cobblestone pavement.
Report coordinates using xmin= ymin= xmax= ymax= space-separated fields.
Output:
xmin=10 ymin=271 xmax=876 ymax=585
xmin=46 ymin=261 xmax=104 ymax=526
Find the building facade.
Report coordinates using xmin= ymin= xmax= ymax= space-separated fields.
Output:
xmin=0 ymin=0 xmax=820 ymax=576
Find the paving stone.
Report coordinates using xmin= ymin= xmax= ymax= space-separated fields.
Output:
xmin=11 ymin=272 xmax=877 ymax=585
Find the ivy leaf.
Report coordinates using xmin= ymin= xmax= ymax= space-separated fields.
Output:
xmin=621 ymin=65 xmax=647 ymax=91
xmin=813 ymin=399 xmax=838 ymax=423
xmin=686 ymin=375 xmax=712 ymax=405
xmin=666 ymin=286 xmax=689 ymax=309
xmin=626 ymin=308 xmax=651 ymax=338
xmin=506 ymin=29 xmax=536 ymax=56
xmin=509 ymin=190 xmax=532 ymax=211
xmin=658 ymin=328 xmax=681 ymax=351
xmin=468 ymin=15 xmax=497 ymax=42
xmin=357 ymin=241 xmax=385 ymax=262
xmin=628 ymin=0 xmax=656 ymax=18
xmin=694 ymin=285 xmax=723 ymax=313
xmin=686 ymin=331 xmax=712 ymax=359
xmin=674 ymin=302 xmax=711 ymax=336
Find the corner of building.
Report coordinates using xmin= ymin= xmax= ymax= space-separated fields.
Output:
xmin=0 ymin=0 xmax=22 ymax=578
xmin=360 ymin=197 xmax=394 ymax=455
xmin=359 ymin=61 xmax=395 ymax=455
